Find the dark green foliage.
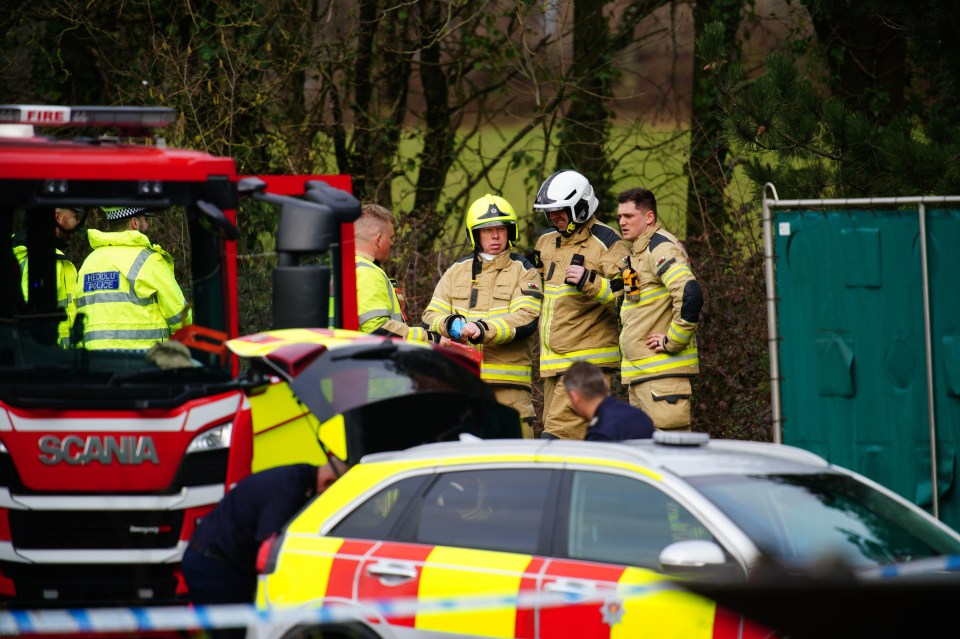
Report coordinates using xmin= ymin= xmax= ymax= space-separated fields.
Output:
xmin=698 ymin=2 xmax=960 ymax=202
xmin=687 ymin=233 xmax=771 ymax=441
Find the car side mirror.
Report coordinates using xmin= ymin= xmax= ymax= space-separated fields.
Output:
xmin=659 ymin=540 xmax=743 ymax=582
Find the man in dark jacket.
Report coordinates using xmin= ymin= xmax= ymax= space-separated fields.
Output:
xmin=563 ymin=361 xmax=654 ymax=441
xmin=182 ymin=459 xmax=345 ymax=632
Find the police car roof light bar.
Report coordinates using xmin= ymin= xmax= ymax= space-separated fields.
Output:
xmin=0 ymin=105 xmax=177 ymax=130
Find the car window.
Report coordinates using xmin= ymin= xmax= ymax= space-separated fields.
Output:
xmin=329 ymin=475 xmax=428 ymax=540
xmin=415 ymin=469 xmax=553 ymax=555
xmin=567 ymin=471 xmax=714 ymax=570
xmin=688 ymin=473 xmax=960 ymax=567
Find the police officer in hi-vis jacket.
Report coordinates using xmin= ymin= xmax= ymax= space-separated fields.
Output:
xmin=76 ymin=206 xmax=191 ymax=351
xmin=354 ymin=203 xmax=437 ymax=342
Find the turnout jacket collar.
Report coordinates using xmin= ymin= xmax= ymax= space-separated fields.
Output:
xmin=481 ymin=249 xmax=512 ymax=270
xmin=631 ymin=222 xmax=661 ymax=255
xmin=555 ymin=217 xmax=597 ymax=245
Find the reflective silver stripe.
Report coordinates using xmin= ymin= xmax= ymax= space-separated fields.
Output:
xmin=84 ymin=328 xmax=170 ymax=341
xmin=123 ymin=249 xmax=160 ymax=305
xmin=359 ymin=309 xmax=391 ymax=324
xmin=384 ymin=277 xmax=403 ymax=321
xmin=76 ymin=291 xmax=154 ymax=307
xmin=166 ymin=310 xmax=186 ymax=325
xmin=127 ymin=248 xmax=153 ymax=283
xmin=77 ymin=249 xmax=159 ymax=308
xmin=358 ymin=260 xmax=405 ymax=322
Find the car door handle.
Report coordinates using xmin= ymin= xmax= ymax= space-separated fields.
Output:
xmin=365 ymin=560 xmax=419 ymax=584
xmin=543 ymin=578 xmax=599 ymax=597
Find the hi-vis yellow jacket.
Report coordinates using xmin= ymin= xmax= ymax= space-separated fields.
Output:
xmin=356 ymin=253 xmax=431 ymax=342
xmin=76 ymin=229 xmax=191 ymax=351
xmin=423 ymin=250 xmax=542 ymax=388
xmin=620 ymin=223 xmax=702 ymax=385
xmin=534 ymin=218 xmax=629 ymax=378
xmin=12 ymin=237 xmax=78 ymax=347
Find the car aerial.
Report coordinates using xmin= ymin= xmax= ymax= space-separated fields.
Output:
xmin=250 ymin=430 xmax=960 ymax=638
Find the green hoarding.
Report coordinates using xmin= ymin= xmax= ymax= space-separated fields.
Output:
xmin=767 ymin=195 xmax=960 ymax=530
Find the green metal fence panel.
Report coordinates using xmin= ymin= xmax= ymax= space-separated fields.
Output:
xmin=774 ymin=208 xmax=960 ymax=529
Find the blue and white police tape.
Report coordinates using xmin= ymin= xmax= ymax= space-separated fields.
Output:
xmin=864 ymin=554 xmax=960 ymax=580
xmin=0 ymin=582 xmax=679 ymax=635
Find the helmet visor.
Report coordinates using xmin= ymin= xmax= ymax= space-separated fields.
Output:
xmin=540 ymin=206 xmax=571 ymax=221
xmin=473 ymin=221 xmax=509 ymax=231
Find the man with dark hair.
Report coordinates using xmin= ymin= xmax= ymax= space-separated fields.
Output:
xmin=616 ymin=187 xmax=703 ymax=431
xmin=563 ymin=361 xmax=654 ymax=441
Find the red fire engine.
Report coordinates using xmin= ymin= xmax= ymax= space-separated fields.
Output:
xmin=0 ymin=105 xmax=359 ymax=607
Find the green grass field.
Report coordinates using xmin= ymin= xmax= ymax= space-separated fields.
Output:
xmin=392 ymin=123 xmax=693 ymax=247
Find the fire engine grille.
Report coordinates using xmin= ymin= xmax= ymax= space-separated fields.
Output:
xmin=8 ymin=510 xmax=184 ymax=549
xmin=0 ymin=451 xmax=24 ymax=492
xmin=179 ymin=447 xmax=230 ymax=486
xmin=0 ymin=562 xmax=181 ymax=608
xmin=0 ymin=447 xmax=227 ymax=496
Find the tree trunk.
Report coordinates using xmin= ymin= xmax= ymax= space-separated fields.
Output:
xmin=808 ymin=3 xmax=908 ymax=122
xmin=685 ymin=0 xmax=744 ymax=241
xmin=557 ymin=0 xmax=613 ymax=215
xmin=412 ymin=0 xmax=457 ymax=248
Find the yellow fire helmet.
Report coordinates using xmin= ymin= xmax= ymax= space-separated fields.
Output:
xmin=465 ymin=193 xmax=519 ymax=251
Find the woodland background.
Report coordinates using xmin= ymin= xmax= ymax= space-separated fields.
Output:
xmin=2 ymin=0 xmax=958 ymax=439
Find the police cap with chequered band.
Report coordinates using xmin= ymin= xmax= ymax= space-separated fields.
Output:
xmin=102 ymin=206 xmax=155 ymax=221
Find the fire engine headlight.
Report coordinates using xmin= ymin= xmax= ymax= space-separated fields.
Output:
xmin=187 ymin=423 xmax=233 ymax=453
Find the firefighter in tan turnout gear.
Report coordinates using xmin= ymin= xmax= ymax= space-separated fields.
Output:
xmin=530 ymin=170 xmax=629 ymax=440
xmin=616 ymin=187 xmax=702 ymax=431
xmin=423 ymin=195 xmax=542 ymax=437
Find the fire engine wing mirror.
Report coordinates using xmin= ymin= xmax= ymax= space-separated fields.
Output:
xmin=304 ymin=181 xmax=362 ymax=223
xmin=237 ymin=176 xmax=268 ymax=195
xmin=194 ymin=199 xmax=238 ymax=241
xmin=277 ymin=200 xmax=334 ymax=253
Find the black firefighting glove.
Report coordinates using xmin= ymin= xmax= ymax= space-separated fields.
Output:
xmin=525 ymin=249 xmax=542 ymax=269
xmin=467 ymin=320 xmax=489 ymax=345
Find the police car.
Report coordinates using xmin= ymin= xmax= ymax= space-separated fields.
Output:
xmin=250 ymin=431 xmax=960 ymax=638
